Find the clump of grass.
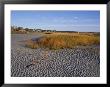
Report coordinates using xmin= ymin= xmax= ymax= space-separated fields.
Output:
xmin=25 ymin=40 xmax=39 ymax=49
xmin=25 ymin=34 xmax=100 ymax=50
xmin=38 ymin=36 xmax=66 ymax=49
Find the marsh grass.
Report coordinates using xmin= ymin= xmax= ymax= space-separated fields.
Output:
xmin=25 ymin=33 xmax=100 ymax=50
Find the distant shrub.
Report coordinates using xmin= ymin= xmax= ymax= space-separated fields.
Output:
xmin=44 ymin=32 xmax=52 ymax=34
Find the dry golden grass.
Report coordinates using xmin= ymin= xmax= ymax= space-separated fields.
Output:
xmin=25 ymin=40 xmax=39 ymax=49
xmin=25 ymin=33 xmax=100 ymax=50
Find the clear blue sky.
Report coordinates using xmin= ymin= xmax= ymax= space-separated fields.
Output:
xmin=11 ymin=10 xmax=100 ymax=32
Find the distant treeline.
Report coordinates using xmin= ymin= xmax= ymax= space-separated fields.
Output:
xmin=11 ymin=26 xmax=56 ymax=33
xmin=11 ymin=26 xmax=100 ymax=34
xmin=56 ymin=31 xmax=77 ymax=33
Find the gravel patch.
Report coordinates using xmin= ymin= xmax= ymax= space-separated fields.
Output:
xmin=11 ymin=34 xmax=100 ymax=77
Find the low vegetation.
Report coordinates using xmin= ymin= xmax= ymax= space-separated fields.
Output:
xmin=11 ymin=31 xmax=27 ymax=34
xmin=44 ymin=32 xmax=53 ymax=34
xmin=25 ymin=33 xmax=100 ymax=50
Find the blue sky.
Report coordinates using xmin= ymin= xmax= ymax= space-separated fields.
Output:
xmin=11 ymin=10 xmax=100 ymax=32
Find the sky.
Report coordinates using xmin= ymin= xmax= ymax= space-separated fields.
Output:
xmin=11 ymin=10 xmax=100 ymax=32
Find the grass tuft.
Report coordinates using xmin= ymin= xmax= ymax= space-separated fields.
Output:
xmin=25 ymin=33 xmax=100 ymax=50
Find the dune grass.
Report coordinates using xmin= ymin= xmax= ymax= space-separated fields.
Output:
xmin=25 ymin=33 xmax=100 ymax=50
